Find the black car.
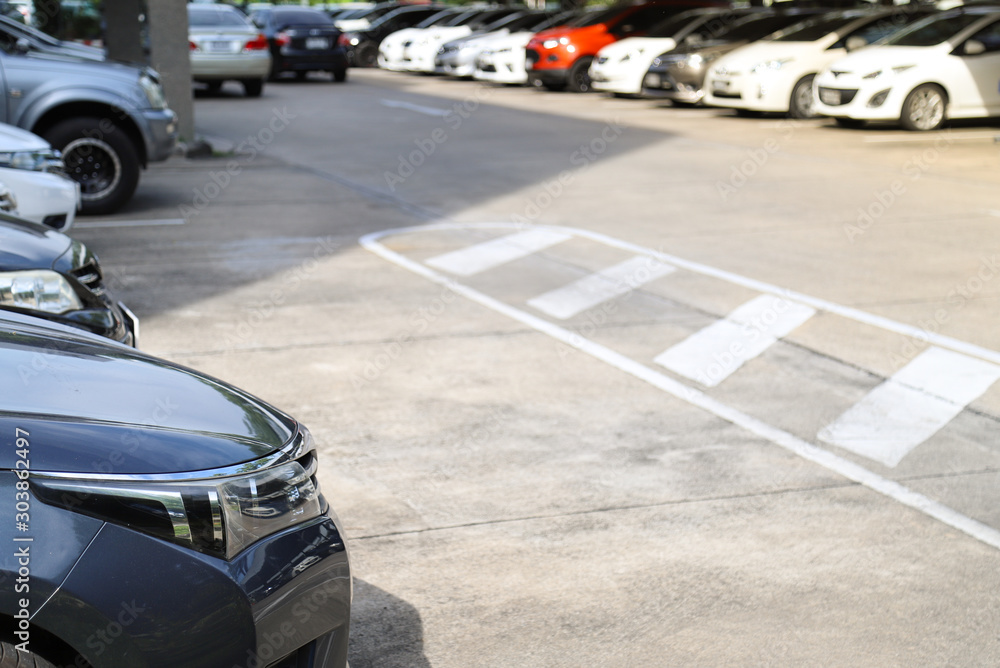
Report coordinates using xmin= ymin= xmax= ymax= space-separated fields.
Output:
xmin=251 ymin=6 xmax=349 ymax=82
xmin=0 ymin=310 xmax=351 ymax=666
xmin=340 ymin=4 xmax=445 ymax=67
xmin=0 ymin=213 xmax=137 ymax=345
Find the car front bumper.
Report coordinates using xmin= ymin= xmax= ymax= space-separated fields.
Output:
xmin=139 ymin=107 xmax=178 ymax=164
xmin=589 ymin=58 xmax=647 ymax=95
xmin=474 ymin=52 xmax=528 ymax=84
xmin=274 ymin=47 xmax=349 ymax=73
xmin=814 ymin=75 xmax=908 ymax=121
xmin=704 ymin=70 xmax=795 ymax=112
xmin=436 ymin=50 xmax=477 ymax=77
xmin=33 ymin=513 xmax=351 ymax=667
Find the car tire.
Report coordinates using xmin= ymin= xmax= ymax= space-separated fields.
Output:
xmin=0 ymin=641 xmax=57 ymax=668
xmin=356 ymin=44 xmax=378 ymax=68
xmin=788 ymin=74 xmax=816 ymax=119
xmin=242 ymin=79 xmax=264 ymax=97
xmin=900 ymin=83 xmax=946 ymax=132
xmin=834 ymin=117 xmax=866 ymax=129
xmin=567 ymin=57 xmax=593 ymax=94
xmin=333 ymin=68 xmax=347 ymax=83
xmin=42 ymin=116 xmax=141 ymax=216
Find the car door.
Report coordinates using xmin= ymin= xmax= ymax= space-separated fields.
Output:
xmin=949 ymin=17 xmax=1000 ymax=116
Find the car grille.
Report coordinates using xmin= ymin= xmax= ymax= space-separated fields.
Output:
xmin=70 ymin=262 xmax=106 ymax=297
xmin=818 ymin=87 xmax=857 ymax=106
xmin=713 ymin=91 xmax=741 ymax=99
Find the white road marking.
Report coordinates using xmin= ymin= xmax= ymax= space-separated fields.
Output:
xmin=987 ymin=210 xmax=1000 ymax=218
xmin=819 ymin=347 xmax=1000 ymax=467
xmin=527 ymin=256 xmax=675 ymax=320
xmin=655 ymin=295 xmax=816 ymax=387
xmin=380 ymin=99 xmax=450 ymax=118
xmin=74 ymin=218 xmax=186 ymax=229
xmin=362 ymin=222 xmax=1000 ymax=551
xmin=426 ymin=229 xmax=572 ymax=276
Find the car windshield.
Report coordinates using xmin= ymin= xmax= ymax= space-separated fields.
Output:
xmin=486 ymin=12 xmax=539 ymax=33
xmin=416 ymin=11 xmax=461 ymax=29
xmin=882 ymin=13 xmax=984 ymax=46
xmin=773 ymin=13 xmax=864 ymax=42
xmin=188 ymin=7 xmax=250 ymax=28
xmin=570 ymin=6 xmax=625 ymax=28
xmin=535 ymin=11 xmax=577 ymax=31
xmin=703 ymin=12 xmax=803 ymax=42
xmin=271 ymin=9 xmax=332 ymax=26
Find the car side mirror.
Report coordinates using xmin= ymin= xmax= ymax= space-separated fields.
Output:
xmin=964 ymin=39 xmax=985 ymax=56
xmin=845 ymin=35 xmax=867 ymax=52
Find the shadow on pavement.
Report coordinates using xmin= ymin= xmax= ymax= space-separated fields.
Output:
xmin=349 ymin=579 xmax=431 ymax=668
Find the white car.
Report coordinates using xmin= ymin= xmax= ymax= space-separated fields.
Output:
xmin=401 ymin=8 xmax=519 ymax=74
xmin=703 ymin=8 xmax=933 ymax=118
xmin=435 ymin=12 xmax=555 ymax=78
xmin=377 ymin=8 xmax=465 ymax=71
xmin=589 ymin=7 xmax=755 ymax=97
xmin=814 ymin=8 xmax=1000 ymax=131
xmin=473 ymin=12 xmax=582 ymax=85
xmin=188 ymin=3 xmax=271 ymax=97
xmin=0 ymin=124 xmax=79 ymax=231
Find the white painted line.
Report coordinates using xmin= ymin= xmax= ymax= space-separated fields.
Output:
xmin=987 ymin=210 xmax=1000 ymax=218
xmin=655 ymin=295 xmax=816 ymax=387
xmin=380 ymin=99 xmax=450 ymax=118
xmin=362 ymin=223 xmax=1000 ymax=552
xmin=819 ymin=347 xmax=1000 ymax=467
xmin=425 ymin=229 xmax=572 ymax=276
xmin=527 ymin=256 xmax=675 ymax=320
xmin=73 ymin=218 xmax=186 ymax=229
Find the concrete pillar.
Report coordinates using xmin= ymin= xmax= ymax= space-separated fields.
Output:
xmin=103 ymin=0 xmax=145 ymax=64
xmin=146 ymin=0 xmax=196 ymax=143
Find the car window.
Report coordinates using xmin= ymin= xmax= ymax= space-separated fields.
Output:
xmin=188 ymin=7 xmax=251 ymax=28
xmin=710 ymin=13 xmax=810 ymax=42
xmin=484 ymin=12 xmax=535 ymax=33
xmin=963 ymin=18 xmax=1000 ymax=53
xmin=773 ymin=13 xmax=863 ymax=42
xmin=571 ymin=7 xmax=624 ymax=28
xmin=415 ymin=11 xmax=461 ymax=29
xmin=685 ymin=9 xmax=754 ymax=42
xmin=830 ymin=11 xmax=932 ymax=49
xmin=883 ymin=13 xmax=983 ymax=47
xmin=647 ymin=11 xmax=706 ymax=39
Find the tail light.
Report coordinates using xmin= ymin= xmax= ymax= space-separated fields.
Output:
xmin=338 ymin=33 xmax=351 ymax=47
xmin=244 ymin=33 xmax=269 ymax=51
xmin=275 ymin=31 xmax=291 ymax=47
xmin=189 ymin=40 xmax=198 ymax=51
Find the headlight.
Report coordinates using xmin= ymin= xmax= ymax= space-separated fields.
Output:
xmin=542 ymin=39 xmax=559 ymax=48
xmin=33 ymin=449 xmax=326 ymax=560
xmin=751 ymin=58 xmax=791 ymax=75
xmin=0 ymin=270 xmax=84 ymax=315
xmin=620 ymin=48 xmax=643 ymax=63
xmin=496 ymin=46 xmax=511 ymax=54
xmin=687 ymin=54 xmax=703 ymax=69
xmin=0 ymin=149 xmax=63 ymax=173
xmin=139 ymin=72 xmax=167 ymax=110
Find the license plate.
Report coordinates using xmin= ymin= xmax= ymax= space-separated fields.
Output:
xmin=712 ymin=79 xmax=731 ymax=93
xmin=206 ymin=40 xmax=235 ymax=53
xmin=820 ymin=89 xmax=840 ymax=105
xmin=306 ymin=37 xmax=329 ymax=50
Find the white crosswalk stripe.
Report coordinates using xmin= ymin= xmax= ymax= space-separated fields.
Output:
xmin=425 ymin=228 xmax=572 ymax=276
xmin=654 ymin=295 xmax=816 ymax=387
xmin=527 ymin=256 xmax=675 ymax=320
xmin=818 ymin=347 xmax=1000 ymax=467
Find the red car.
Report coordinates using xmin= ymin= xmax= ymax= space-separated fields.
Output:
xmin=526 ymin=0 xmax=721 ymax=92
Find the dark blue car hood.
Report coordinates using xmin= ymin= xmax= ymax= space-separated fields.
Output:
xmin=0 ymin=314 xmax=296 ymax=475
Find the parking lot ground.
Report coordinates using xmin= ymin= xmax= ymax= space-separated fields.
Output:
xmin=73 ymin=71 xmax=1000 ymax=666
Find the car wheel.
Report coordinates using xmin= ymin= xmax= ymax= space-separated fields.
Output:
xmin=333 ymin=68 xmax=347 ymax=83
xmin=567 ymin=57 xmax=593 ymax=93
xmin=788 ymin=74 xmax=816 ymax=119
xmin=43 ymin=116 xmax=141 ymax=216
xmin=834 ymin=117 xmax=866 ymax=129
xmin=900 ymin=83 xmax=946 ymax=132
xmin=242 ymin=79 xmax=264 ymax=97
xmin=0 ymin=641 xmax=57 ymax=667
xmin=356 ymin=44 xmax=378 ymax=68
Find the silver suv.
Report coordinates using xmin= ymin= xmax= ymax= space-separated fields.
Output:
xmin=0 ymin=47 xmax=177 ymax=215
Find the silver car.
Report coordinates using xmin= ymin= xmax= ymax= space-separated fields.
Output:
xmin=189 ymin=3 xmax=272 ymax=97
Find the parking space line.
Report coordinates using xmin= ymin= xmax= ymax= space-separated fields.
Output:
xmin=380 ymin=99 xmax=450 ymax=118
xmin=819 ymin=347 xmax=1000 ymax=467
xmin=527 ymin=256 xmax=675 ymax=320
xmin=426 ymin=228 xmax=572 ymax=276
xmin=654 ymin=295 xmax=816 ymax=387
xmin=74 ymin=218 xmax=186 ymax=229
xmin=363 ymin=223 xmax=1000 ymax=552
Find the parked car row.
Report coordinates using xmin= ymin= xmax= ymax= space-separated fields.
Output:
xmin=372 ymin=2 xmax=1000 ymax=131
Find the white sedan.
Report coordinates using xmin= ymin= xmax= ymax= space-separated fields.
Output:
xmin=703 ymin=8 xmax=932 ymax=118
xmin=589 ymin=8 xmax=754 ymax=97
xmin=0 ymin=124 xmax=79 ymax=231
xmin=377 ymin=8 xmax=461 ymax=71
xmin=814 ymin=8 xmax=1000 ymax=131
